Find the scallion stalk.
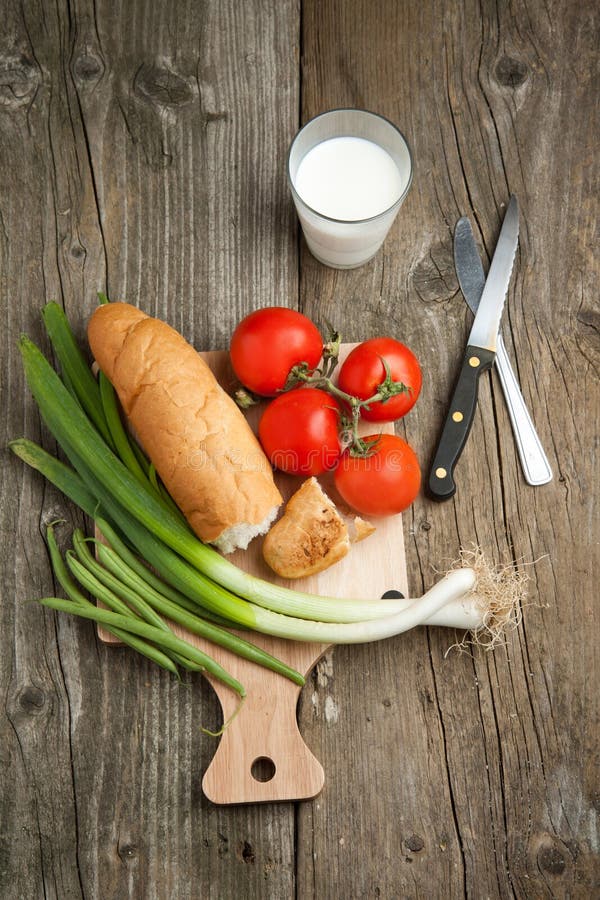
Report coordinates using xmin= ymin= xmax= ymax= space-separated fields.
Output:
xmin=8 ymin=440 xmax=227 ymax=627
xmin=8 ymin=437 xmax=239 ymax=631
xmin=94 ymin=517 xmax=481 ymax=631
xmin=38 ymin=597 xmax=246 ymax=698
xmin=73 ymin=528 xmax=304 ymax=684
xmin=92 ymin=518 xmax=233 ymax=627
xmin=98 ymin=371 xmax=152 ymax=489
xmin=65 ymin=546 xmax=203 ymax=672
xmin=60 ymin=443 xmax=479 ymax=643
xmin=71 ymin=529 xmax=169 ymax=633
xmin=93 ymin=538 xmax=265 ymax=655
xmin=10 ymin=439 xmax=99 ymax=519
xmin=45 ymin=525 xmax=180 ymax=675
xmin=129 ymin=437 xmax=152 ymax=478
xmin=41 ymin=303 xmax=115 ymax=447
xmin=13 ymin=437 xmax=306 ymax=683
xmin=98 ymin=367 xmax=189 ymax=527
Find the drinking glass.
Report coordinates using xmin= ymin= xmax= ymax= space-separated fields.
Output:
xmin=287 ymin=109 xmax=413 ymax=269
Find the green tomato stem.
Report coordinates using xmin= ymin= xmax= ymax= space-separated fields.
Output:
xmin=287 ymin=362 xmax=410 ymax=457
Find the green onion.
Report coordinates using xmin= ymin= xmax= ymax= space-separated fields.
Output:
xmin=74 ymin=528 xmax=302 ymax=683
xmin=17 ymin=335 xmax=445 ymax=634
xmin=11 ymin=437 xmax=305 ymax=684
xmin=45 ymin=525 xmax=180 ymax=675
xmin=147 ymin=461 xmax=188 ymax=522
xmin=10 ymin=439 xmax=99 ymax=519
xmin=94 ymin=449 xmax=485 ymax=640
xmin=41 ymin=303 xmax=114 ymax=447
xmin=98 ymin=371 xmax=151 ymax=489
xmin=92 ymin=518 xmax=233 ymax=628
xmin=129 ymin=438 xmax=152 ymax=477
xmin=8 ymin=436 xmax=240 ymax=630
xmin=66 ymin=443 xmax=259 ymax=626
xmin=38 ymin=596 xmax=246 ymax=698
xmin=93 ymin=537 xmax=277 ymax=665
xmin=50 ymin=522 xmax=202 ymax=671
xmin=91 ymin=528 xmax=220 ymax=621
xmin=71 ymin=529 xmax=168 ymax=633
xmin=65 ymin=545 xmax=203 ymax=673
xmin=57 ymin=442 xmax=478 ymax=645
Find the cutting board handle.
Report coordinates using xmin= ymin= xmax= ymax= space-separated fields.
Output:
xmin=202 ymin=678 xmax=324 ymax=805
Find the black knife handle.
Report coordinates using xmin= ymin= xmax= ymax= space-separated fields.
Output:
xmin=428 ymin=345 xmax=495 ymax=501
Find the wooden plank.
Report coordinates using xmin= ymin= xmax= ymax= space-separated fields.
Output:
xmin=1 ymin=1 xmax=300 ymax=898
xmin=299 ymin=0 xmax=600 ymax=897
xmin=0 ymin=3 xmax=105 ymax=899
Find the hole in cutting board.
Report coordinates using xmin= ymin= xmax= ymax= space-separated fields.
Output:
xmin=381 ymin=590 xmax=405 ymax=599
xmin=251 ymin=756 xmax=276 ymax=782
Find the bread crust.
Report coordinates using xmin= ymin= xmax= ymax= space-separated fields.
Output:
xmin=88 ymin=302 xmax=282 ymax=545
xmin=262 ymin=477 xmax=350 ymax=578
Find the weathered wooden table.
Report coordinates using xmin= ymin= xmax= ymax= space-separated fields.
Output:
xmin=1 ymin=1 xmax=598 ymax=897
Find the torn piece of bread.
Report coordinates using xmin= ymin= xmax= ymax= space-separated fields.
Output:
xmin=88 ymin=302 xmax=282 ymax=553
xmin=263 ymin=477 xmax=350 ymax=578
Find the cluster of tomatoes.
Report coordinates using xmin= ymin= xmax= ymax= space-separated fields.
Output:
xmin=229 ymin=307 xmax=422 ymax=517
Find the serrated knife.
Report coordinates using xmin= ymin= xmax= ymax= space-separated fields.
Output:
xmin=428 ymin=195 xmax=519 ymax=501
xmin=454 ymin=215 xmax=552 ymax=486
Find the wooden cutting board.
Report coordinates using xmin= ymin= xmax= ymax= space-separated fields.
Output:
xmin=98 ymin=347 xmax=408 ymax=804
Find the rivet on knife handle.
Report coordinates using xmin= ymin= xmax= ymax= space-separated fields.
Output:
xmin=428 ymin=345 xmax=495 ymax=501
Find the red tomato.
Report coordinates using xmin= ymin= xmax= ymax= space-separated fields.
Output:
xmin=334 ymin=433 xmax=421 ymax=516
xmin=258 ymin=388 xmax=341 ymax=476
xmin=230 ymin=307 xmax=323 ymax=396
xmin=337 ymin=337 xmax=422 ymax=422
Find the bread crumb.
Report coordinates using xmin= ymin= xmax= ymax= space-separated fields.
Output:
xmin=351 ymin=517 xmax=376 ymax=543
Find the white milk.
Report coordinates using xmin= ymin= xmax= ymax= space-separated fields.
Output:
xmin=290 ymin=133 xmax=412 ymax=268
xmin=294 ymin=136 xmax=404 ymax=221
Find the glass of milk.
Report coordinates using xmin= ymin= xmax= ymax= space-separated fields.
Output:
xmin=287 ymin=109 xmax=412 ymax=269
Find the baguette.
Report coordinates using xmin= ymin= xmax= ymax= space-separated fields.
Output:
xmin=88 ymin=302 xmax=282 ymax=553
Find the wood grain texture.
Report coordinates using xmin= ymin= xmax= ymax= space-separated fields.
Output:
xmin=1 ymin=0 xmax=300 ymax=898
xmin=299 ymin=0 xmax=600 ymax=898
xmin=1 ymin=0 xmax=598 ymax=897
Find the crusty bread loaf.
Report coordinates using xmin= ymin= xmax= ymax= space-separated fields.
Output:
xmin=88 ymin=302 xmax=282 ymax=552
xmin=262 ymin=478 xmax=350 ymax=578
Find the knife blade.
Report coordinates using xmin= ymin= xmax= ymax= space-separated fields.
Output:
xmin=428 ymin=196 xmax=519 ymax=501
xmin=453 ymin=218 xmax=487 ymax=315
xmin=454 ymin=216 xmax=552 ymax=486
